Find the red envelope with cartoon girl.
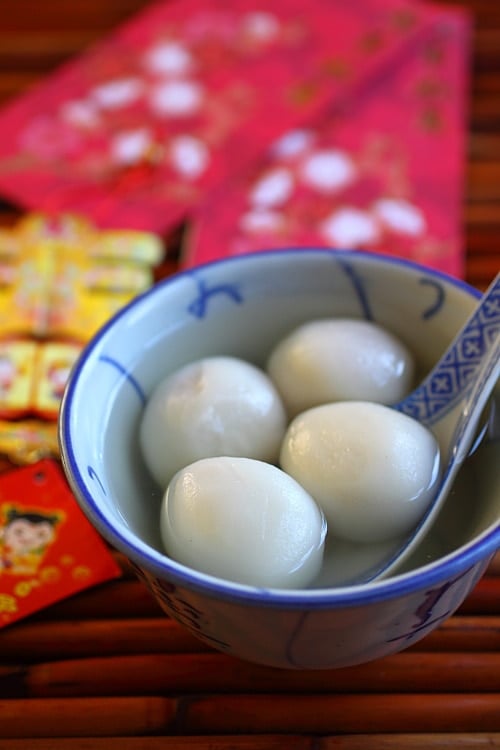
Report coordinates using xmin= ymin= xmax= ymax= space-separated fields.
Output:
xmin=0 ymin=460 xmax=121 ymax=627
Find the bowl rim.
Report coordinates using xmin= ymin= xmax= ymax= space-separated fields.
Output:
xmin=59 ymin=247 xmax=500 ymax=609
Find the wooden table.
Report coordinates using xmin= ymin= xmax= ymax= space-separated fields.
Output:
xmin=0 ymin=1 xmax=499 ymax=747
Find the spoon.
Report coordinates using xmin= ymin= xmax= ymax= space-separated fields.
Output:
xmin=315 ymin=272 xmax=500 ymax=587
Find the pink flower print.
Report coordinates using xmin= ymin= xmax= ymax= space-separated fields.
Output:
xmin=0 ymin=355 xmax=16 ymax=395
xmin=240 ymin=208 xmax=285 ymax=235
xmin=169 ymin=135 xmax=209 ymax=179
xmin=249 ymin=167 xmax=294 ymax=208
xmin=320 ymin=207 xmax=380 ymax=248
xmin=110 ymin=128 xmax=155 ymax=167
xmin=373 ymin=198 xmax=426 ymax=236
xmin=0 ymin=264 xmax=16 ymax=285
xmin=20 ymin=115 xmax=84 ymax=161
xmin=240 ymin=12 xmax=280 ymax=45
xmin=300 ymin=149 xmax=356 ymax=193
xmin=90 ymin=78 xmax=144 ymax=110
xmin=60 ymin=99 xmax=100 ymax=130
xmin=185 ymin=11 xmax=237 ymax=45
xmin=48 ymin=362 xmax=73 ymax=397
xmin=150 ymin=80 xmax=204 ymax=118
xmin=270 ymin=129 xmax=315 ymax=160
xmin=143 ymin=41 xmax=194 ymax=77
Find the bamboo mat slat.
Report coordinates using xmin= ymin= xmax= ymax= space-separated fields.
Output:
xmin=0 ymin=0 xmax=498 ymax=747
xmin=0 ymin=738 xmax=500 ymax=750
xmin=1 ymin=651 xmax=500 ymax=699
xmin=1 ymin=693 xmax=500 ymax=737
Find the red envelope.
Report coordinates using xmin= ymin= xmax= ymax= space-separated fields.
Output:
xmin=183 ymin=3 xmax=471 ymax=277
xmin=0 ymin=459 xmax=122 ymax=627
xmin=0 ymin=0 xmax=441 ymax=232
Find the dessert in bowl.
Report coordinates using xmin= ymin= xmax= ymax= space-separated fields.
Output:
xmin=59 ymin=248 xmax=500 ymax=669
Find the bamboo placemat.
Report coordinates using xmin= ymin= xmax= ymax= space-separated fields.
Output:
xmin=0 ymin=550 xmax=499 ymax=746
xmin=0 ymin=1 xmax=499 ymax=747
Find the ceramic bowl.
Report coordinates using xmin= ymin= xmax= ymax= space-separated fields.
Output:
xmin=59 ymin=249 xmax=500 ymax=669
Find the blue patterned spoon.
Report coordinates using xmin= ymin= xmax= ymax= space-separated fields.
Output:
xmin=373 ymin=272 xmax=500 ymax=579
xmin=308 ymin=273 xmax=500 ymax=589
xmin=316 ymin=273 xmax=500 ymax=587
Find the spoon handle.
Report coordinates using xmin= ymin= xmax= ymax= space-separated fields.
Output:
xmin=397 ymin=273 xmax=500 ymax=428
xmin=374 ymin=275 xmax=499 ymax=582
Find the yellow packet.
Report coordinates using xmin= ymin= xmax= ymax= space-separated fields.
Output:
xmin=0 ymin=242 xmax=52 ymax=337
xmin=0 ymin=339 xmax=82 ymax=420
xmin=17 ymin=213 xmax=94 ymax=244
xmin=33 ymin=341 xmax=82 ymax=419
xmin=0 ymin=340 xmax=38 ymax=418
xmin=0 ymin=213 xmax=164 ymax=341
xmin=88 ymin=229 xmax=164 ymax=265
xmin=0 ymin=420 xmax=59 ymax=464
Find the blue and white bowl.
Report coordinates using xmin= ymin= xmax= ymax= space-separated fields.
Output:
xmin=59 ymin=249 xmax=500 ymax=669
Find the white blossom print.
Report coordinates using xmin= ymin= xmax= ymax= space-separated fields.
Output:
xmin=300 ymin=149 xmax=356 ymax=193
xmin=271 ymin=129 xmax=315 ymax=159
xmin=150 ymin=80 xmax=204 ymax=117
xmin=60 ymin=100 xmax=100 ymax=129
xmin=320 ymin=207 xmax=380 ymax=247
xmin=143 ymin=41 xmax=194 ymax=76
xmin=91 ymin=78 xmax=144 ymax=110
xmin=373 ymin=198 xmax=426 ymax=236
xmin=110 ymin=128 xmax=154 ymax=166
xmin=240 ymin=208 xmax=285 ymax=234
xmin=170 ymin=135 xmax=209 ymax=178
xmin=241 ymin=12 xmax=280 ymax=43
xmin=249 ymin=167 xmax=294 ymax=207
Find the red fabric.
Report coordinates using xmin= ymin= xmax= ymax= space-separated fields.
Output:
xmin=0 ymin=0 xmax=470 ymax=275
xmin=183 ymin=4 xmax=470 ymax=277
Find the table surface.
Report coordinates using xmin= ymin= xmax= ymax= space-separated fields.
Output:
xmin=0 ymin=1 xmax=499 ymax=748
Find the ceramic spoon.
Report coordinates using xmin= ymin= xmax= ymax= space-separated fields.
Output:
xmin=315 ymin=272 xmax=500 ymax=587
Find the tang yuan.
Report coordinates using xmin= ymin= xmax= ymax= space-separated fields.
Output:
xmin=160 ymin=456 xmax=327 ymax=588
xmin=140 ymin=356 xmax=287 ymax=489
xmin=280 ymin=401 xmax=441 ymax=544
xmin=267 ymin=318 xmax=415 ymax=417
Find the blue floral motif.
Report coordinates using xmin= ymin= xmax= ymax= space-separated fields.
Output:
xmin=338 ymin=259 xmax=373 ymax=320
xmin=136 ymin=565 xmax=232 ymax=651
xmin=337 ymin=261 xmax=445 ymax=323
xmin=397 ymin=276 xmax=500 ymax=425
xmin=87 ymin=465 xmax=106 ymax=495
xmin=386 ymin=564 xmax=482 ymax=648
xmin=98 ymin=354 xmax=146 ymax=406
xmin=186 ymin=273 xmax=244 ymax=319
xmin=419 ymin=277 xmax=445 ymax=319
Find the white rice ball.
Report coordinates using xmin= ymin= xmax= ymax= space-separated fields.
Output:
xmin=140 ymin=356 xmax=287 ymax=489
xmin=161 ymin=456 xmax=327 ymax=588
xmin=280 ymin=401 xmax=440 ymax=543
xmin=267 ymin=318 xmax=415 ymax=417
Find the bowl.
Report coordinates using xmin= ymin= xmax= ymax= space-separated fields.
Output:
xmin=59 ymin=248 xmax=500 ymax=669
